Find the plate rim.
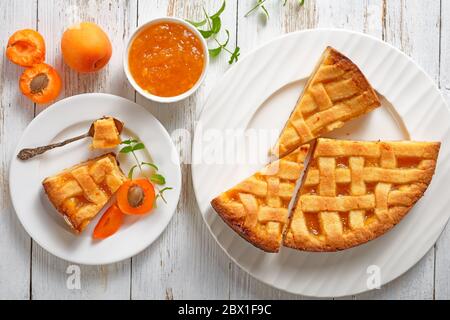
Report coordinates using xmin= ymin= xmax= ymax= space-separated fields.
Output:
xmin=192 ymin=28 xmax=450 ymax=297
xmin=9 ymin=92 xmax=182 ymax=265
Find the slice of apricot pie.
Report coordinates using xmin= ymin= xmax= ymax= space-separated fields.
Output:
xmin=283 ymin=138 xmax=440 ymax=251
xmin=91 ymin=117 xmax=122 ymax=149
xmin=211 ymin=145 xmax=310 ymax=252
xmin=43 ymin=153 xmax=127 ymax=233
xmin=272 ymin=47 xmax=381 ymax=158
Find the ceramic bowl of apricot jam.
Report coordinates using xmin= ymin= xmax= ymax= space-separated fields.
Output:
xmin=124 ymin=17 xmax=209 ymax=103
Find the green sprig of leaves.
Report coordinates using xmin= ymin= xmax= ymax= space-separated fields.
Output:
xmin=245 ymin=0 xmax=305 ymax=18
xmin=186 ymin=1 xmax=240 ymax=65
xmin=156 ymin=187 xmax=173 ymax=204
xmin=120 ymin=139 xmax=171 ymax=204
xmin=245 ymin=0 xmax=268 ymax=18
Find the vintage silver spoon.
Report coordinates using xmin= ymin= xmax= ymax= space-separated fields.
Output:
xmin=17 ymin=117 xmax=124 ymax=160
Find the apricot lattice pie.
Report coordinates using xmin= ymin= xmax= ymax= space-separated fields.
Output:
xmin=272 ymin=47 xmax=381 ymax=158
xmin=43 ymin=153 xmax=127 ymax=232
xmin=211 ymin=145 xmax=310 ymax=252
xmin=91 ymin=117 xmax=122 ymax=149
xmin=283 ymin=138 xmax=440 ymax=251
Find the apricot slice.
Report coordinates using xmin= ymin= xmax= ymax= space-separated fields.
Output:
xmin=6 ymin=29 xmax=46 ymax=67
xmin=61 ymin=22 xmax=112 ymax=73
xmin=93 ymin=203 xmax=124 ymax=240
xmin=19 ymin=63 xmax=62 ymax=104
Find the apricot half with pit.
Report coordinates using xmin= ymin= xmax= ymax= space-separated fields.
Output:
xmin=19 ymin=63 xmax=62 ymax=104
xmin=6 ymin=29 xmax=46 ymax=67
xmin=61 ymin=22 xmax=112 ymax=73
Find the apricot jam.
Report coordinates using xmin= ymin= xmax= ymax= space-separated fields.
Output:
xmin=128 ymin=22 xmax=205 ymax=97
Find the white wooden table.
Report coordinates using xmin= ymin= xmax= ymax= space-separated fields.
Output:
xmin=0 ymin=0 xmax=449 ymax=300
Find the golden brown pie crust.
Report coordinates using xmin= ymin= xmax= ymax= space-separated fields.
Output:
xmin=283 ymin=138 xmax=440 ymax=251
xmin=209 ymin=46 xmax=439 ymax=254
xmin=211 ymin=145 xmax=310 ymax=252
xmin=272 ymin=46 xmax=381 ymax=158
xmin=91 ymin=117 xmax=121 ymax=149
xmin=42 ymin=153 xmax=127 ymax=233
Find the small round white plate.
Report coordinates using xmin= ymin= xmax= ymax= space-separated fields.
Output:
xmin=10 ymin=93 xmax=181 ymax=265
xmin=192 ymin=29 xmax=450 ymax=297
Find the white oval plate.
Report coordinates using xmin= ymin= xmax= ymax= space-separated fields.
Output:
xmin=192 ymin=29 xmax=450 ymax=297
xmin=10 ymin=93 xmax=181 ymax=265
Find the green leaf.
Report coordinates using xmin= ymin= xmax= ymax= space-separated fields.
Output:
xmin=151 ymin=174 xmax=166 ymax=185
xmin=128 ymin=165 xmax=138 ymax=180
xmin=156 ymin=187 xmax=173 ymax=203
xmin=298 ymin=0 xmax=305 ymax=5
xmin=185 ymin=18 xmax=207 ymax=27
xmin=219 ymin=29 xmax=230 ymax=47
xmin=228 ymin=46 xmax=240 ymax=64
xmin=121 ymin=139 xmax=138 ymax=145
xmin=141 ymin=162 xmax=159 ymax=171
xmin=210 ymin=0 xmax=226 ymax=19
xmin=132 ymin=143 xmax=145 ymax=151
xmin=283 ymin=0 xmax=288 ymax=5
xmin=209 ymin=46 xmax=222 ymax=57
xmin=119 ymin=145 xmax=134 ymax=153
xmin=199 ymin=29 xmax=213 ymax=39
xmin=244 ymin=0 xmax=267 ymax=17
xmin=210 ymin=16 xmax=221 ymax=35
xmin=261 ymin=5 xmax=269 ymax=18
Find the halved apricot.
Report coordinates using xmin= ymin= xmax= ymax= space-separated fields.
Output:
xmin=19 ymin=63 xmax=62 ymax=104
xmin=6 ymin=29 xmax=46 ymax=67
xmin=117 ymin=179 xmax=155 ymax=215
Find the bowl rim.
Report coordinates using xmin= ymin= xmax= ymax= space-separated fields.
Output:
xmin=123 ymin=16 xmax=209 ymax=104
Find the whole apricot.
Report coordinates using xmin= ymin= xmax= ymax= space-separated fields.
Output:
xmin=61 ymin=22 xmax=112 ymax=73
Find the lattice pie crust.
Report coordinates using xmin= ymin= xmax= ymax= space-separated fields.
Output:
xmin=43 ymin=153 xmax=127 ymax=232
xmin=211 ymin=145 xmax=310 ymax=252
xmin=210 ymin=46 xmax=439 ymax=253
xmin=91 ymin=117 xmax=121 ymax=149
xmin=284 ymin=138 xmax=440 ymax=251
xmin=272 ymin=47 xmax=381 ymax=158
xmin=211 ymin=139 xmax=439 ymax=252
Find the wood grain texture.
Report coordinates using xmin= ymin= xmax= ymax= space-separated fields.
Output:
xmin=313 ymin=1 xmax=382 ymax=300
xmin=0 ymin=0 xmax=447 ymax=300
xmin=131 ymin=0 xmax=237 ymax=300
xmin=358 ymin=0 xmax=440 ymax=300
xmin=31 ymin=0 xmax=137 ymax=299
xmin=233 ymin=0 xmax=316 ymax=300
xmin=435 ymin=0 xmax=450 ymax=300
xmin=0 ymin=0 xmax=37 ymax=300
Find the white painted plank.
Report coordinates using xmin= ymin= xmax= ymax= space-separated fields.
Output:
xmin=1 ymin=0 xmax=444 ymax=300
xmin=315 ymin=0 xmax=382 ymax=300
xmin=315 ymin=0 xmax=392 ymax=300
xmin=31 ymin=0 xmax=137 ymax=299
xmin=358 ymin=0 xmax=441 ymax=300
xmin=131 ymin=0 xmax=238 ymax=300
xmin=232 ymin=0 xmax=385 ymax=300
xmin=435 ymin=0 xmax=450 ymax=300
xmin=231 ymin=0 xmax=319 ymax=300
xmin=315 ymin=0 xmax=383 ymax=36
xmin=0 ymin=0 xmax=37 ymax=300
